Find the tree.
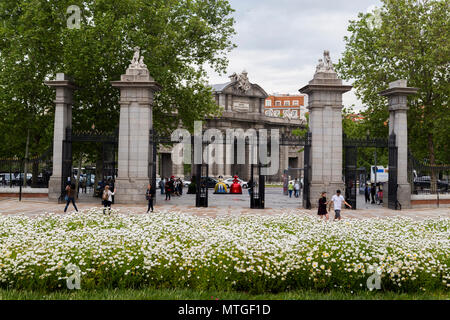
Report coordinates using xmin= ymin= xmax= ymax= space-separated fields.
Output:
xmin=336 ymin=0 xmax=450 ymax=166
xmin=0 ymin=0 xmax=236 ymax=160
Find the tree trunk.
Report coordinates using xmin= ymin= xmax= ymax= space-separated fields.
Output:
xmin=31 ymin=161 xmax=39 ymax=187
xmin=428 ymin=132 xmax=437 ymax=194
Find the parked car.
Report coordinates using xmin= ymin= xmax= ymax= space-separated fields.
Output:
xmin=224 ymin=178 xmax=248 ymax=189
xmin=414 ymin=176 xmax=449 ymax=191
xmin=0 ymin=173 xmax=11 ymax=186
xmin=184 ymin=177 xmax=218 ymax=188
xmin=13 ymin=173 xmax=32 ymax=185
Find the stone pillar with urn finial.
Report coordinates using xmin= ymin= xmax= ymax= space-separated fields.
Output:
xmin=300 ymin=50 xmax=352 ymax=207
xmin=111 ymin=47 xmax=162 ymax=203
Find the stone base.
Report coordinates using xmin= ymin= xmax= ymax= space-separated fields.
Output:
xmin=114 ymin=177 xmax=150 ymax=204
xmin=309 ymin=182 xmax=344 ymax=208
xmin=48 ymin=176 xmax=63 ymax=201
xmin=397 ymin=183 xmax=412 ymax=209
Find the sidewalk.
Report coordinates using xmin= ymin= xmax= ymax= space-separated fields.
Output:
xmin=0 ymin=198 xmax=448 ymax=220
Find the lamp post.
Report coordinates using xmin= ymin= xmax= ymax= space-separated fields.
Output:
xmin=374 ymin=149 xmax=378 ymax=190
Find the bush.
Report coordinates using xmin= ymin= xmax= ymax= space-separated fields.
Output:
xmin=0 ymin=210 xmax=448 ymax=293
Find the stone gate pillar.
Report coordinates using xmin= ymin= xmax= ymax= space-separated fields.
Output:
xmin=299 ymin=51 xmax=352 ymax=207
xmin=45 ymin=73 xmax=77 ymax=201
xmin=111 ymin=48 xmax=161 ymax=203
xmin=380 ymin=80 xmax=418 ymax=209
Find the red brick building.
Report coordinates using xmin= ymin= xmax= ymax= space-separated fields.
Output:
xmin=264 ymin=94 xmax=306 ymax=119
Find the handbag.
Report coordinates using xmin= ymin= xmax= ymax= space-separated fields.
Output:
xmin=64 ymin=195 xmax=69 ymax=201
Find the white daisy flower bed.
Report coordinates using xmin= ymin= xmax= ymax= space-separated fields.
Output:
xmin=0 ymin=209 xmax=448 ymax=293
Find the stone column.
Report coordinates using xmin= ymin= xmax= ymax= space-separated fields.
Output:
xmin=172 ymin=162 xmax=185 ymax=179
xmin=111 ymin=53 xmax=161 ymax=204
xmin=299 ymin=51 xmax=352 ymax=207
xmin=380 ymin=80 xmax=418 ymax=209
xmin=279 ymin=145 xmax=289 ymax=178
xmin=224 ymin=136 xmax=232 ymax=178
xmin=156 ymin=152 xmax=160 ymax=178
xmin=45 ymin=73 xmax=77 ymax=201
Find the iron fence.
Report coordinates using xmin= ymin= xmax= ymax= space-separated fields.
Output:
xmin=409 ymin=154 xmax=450 ymax=195
xmin=0 ymin=154 xmax=52 ymax=189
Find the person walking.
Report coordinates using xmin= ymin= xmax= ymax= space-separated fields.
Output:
xmin=288 ymin=181 xmax=294 ymax=198
xmin=165 ymin=178 xmax=172 ymax=200
xmin=169 ymin=176 xmax=175 ymax=197
xmin=331 ymin=190 xmax=352 ymax=220
xmin=365 ymin=184 xmax=370 ymax=203
xmin=294 ymin=179 xmax=300 ymax=198
xmin=317 ymin=191 xmax=329 ymax=220
xmin=174 ymin=178 xmax=180 ymax=196
xmin=160 ymin=177 xmax=166 ymax=195
xmin=178 ymin=178 xmax=183 ymax=196
xmin=370 ymin=183 xmax=376 ymax=204
xmin=377 ymin=186 xmax=383 ymax=205
xmin=64 ymin=183 xmax=79 ymax=213
xmin=102 ymin=185 xmax=116 ymax=215
xmin=146 ymin=184 xmax=154 ymax=213
xmin=247 ymin=178 xmax=254 ymax=196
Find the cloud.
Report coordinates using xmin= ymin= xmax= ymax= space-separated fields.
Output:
xmin=207 ymin=0 xmax=383 ymax=111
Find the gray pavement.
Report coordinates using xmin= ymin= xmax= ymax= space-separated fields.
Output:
xmin=0 ymin=187 xmax=448 ymax=220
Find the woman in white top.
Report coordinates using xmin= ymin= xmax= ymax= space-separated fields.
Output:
xmin=102 ymin=185 xmax=116 ymax=215
xmin=294 ymin=180 xmax=300 ymax=198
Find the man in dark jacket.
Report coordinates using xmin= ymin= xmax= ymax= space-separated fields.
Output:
xmin=370 ymin=183 xmax=376 ymax=204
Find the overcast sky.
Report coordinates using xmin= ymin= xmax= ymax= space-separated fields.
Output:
xmin=207 ymin=0 xmax=383 ymax=111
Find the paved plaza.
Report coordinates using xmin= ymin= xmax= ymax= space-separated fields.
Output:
xmin=0 ymin=188 xmax=448 ymax=220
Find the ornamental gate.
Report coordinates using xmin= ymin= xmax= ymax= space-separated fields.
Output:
xmin=343 ymin=135 xmax=389 ymax=210
xmin=250 ymin=163 xmax=265 ymax=209
xmin=195 ymin=164 xmax=209 ymax=207
xmin=388 ymin=134 xmax=399 ymax=210
xmin=344 ymin=144 xmax=358 ymax=209
xmin=149 ymin=130 xmax=311 ymax=209
xmin=302 ymin=132 xmax=312 ymax=209
xmin=60 ymin=128 xmax=118 ymax=202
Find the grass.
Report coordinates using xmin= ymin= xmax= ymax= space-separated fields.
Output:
xmin=0 ymin=288 xmax=448 ymax=300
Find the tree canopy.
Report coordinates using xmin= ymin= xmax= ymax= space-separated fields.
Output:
xmin=336 ymin=0 xmax=450 ymax=165
xmin=0 ymin=0 xmax=236 ymax=158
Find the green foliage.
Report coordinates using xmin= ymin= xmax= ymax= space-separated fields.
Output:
xmin=336 ymin=0 xmax=450 ymax=165
xmin=291 ymin=113 xmax=309 ymax=153
xmin=0 ymin=0 xmax=236 ymax=157
xmin=342 ymin=107 xmax=388 ymax=171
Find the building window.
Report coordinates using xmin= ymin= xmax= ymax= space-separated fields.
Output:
xmin=284 ymin=100 xmax=290 ymax=106
xmin=265 ymin=100 xmax=272 ymax=107
xmin=293 ymin=100 xmax=299 ymax=106
xmin=275 ymin=101 xmax=281 ymax=106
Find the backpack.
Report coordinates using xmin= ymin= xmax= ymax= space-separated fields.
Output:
xmin=102 ymin=190 xmax=108 ymax=201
